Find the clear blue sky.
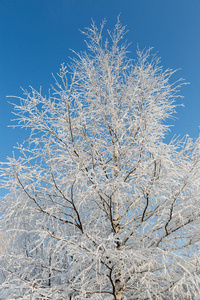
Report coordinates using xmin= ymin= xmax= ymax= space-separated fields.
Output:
xmin=0 ymin=0 xmax=200 ymax=162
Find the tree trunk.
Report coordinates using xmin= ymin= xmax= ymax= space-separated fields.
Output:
xmin=115 ymin=286 xmax=123 ymax=300
xmin=113 ymin=147 xmax=124 ymax=300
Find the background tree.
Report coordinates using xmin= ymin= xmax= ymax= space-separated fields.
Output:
xmin=1 ymin=19 xmax=200 ymax=299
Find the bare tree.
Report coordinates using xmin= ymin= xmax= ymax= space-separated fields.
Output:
xmin=1 ymin=19 xmax=200 ymax=299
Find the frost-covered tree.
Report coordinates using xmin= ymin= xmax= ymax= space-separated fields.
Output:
xmin=1 ymin=19 xmax=200 ymax=299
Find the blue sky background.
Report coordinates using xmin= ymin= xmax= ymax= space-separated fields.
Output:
xmin=0 ymin=0 xmax=200 ymax=163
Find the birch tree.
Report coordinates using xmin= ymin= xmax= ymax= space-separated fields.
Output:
xmin=1 ymin=19 xmax=200 ymax=299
